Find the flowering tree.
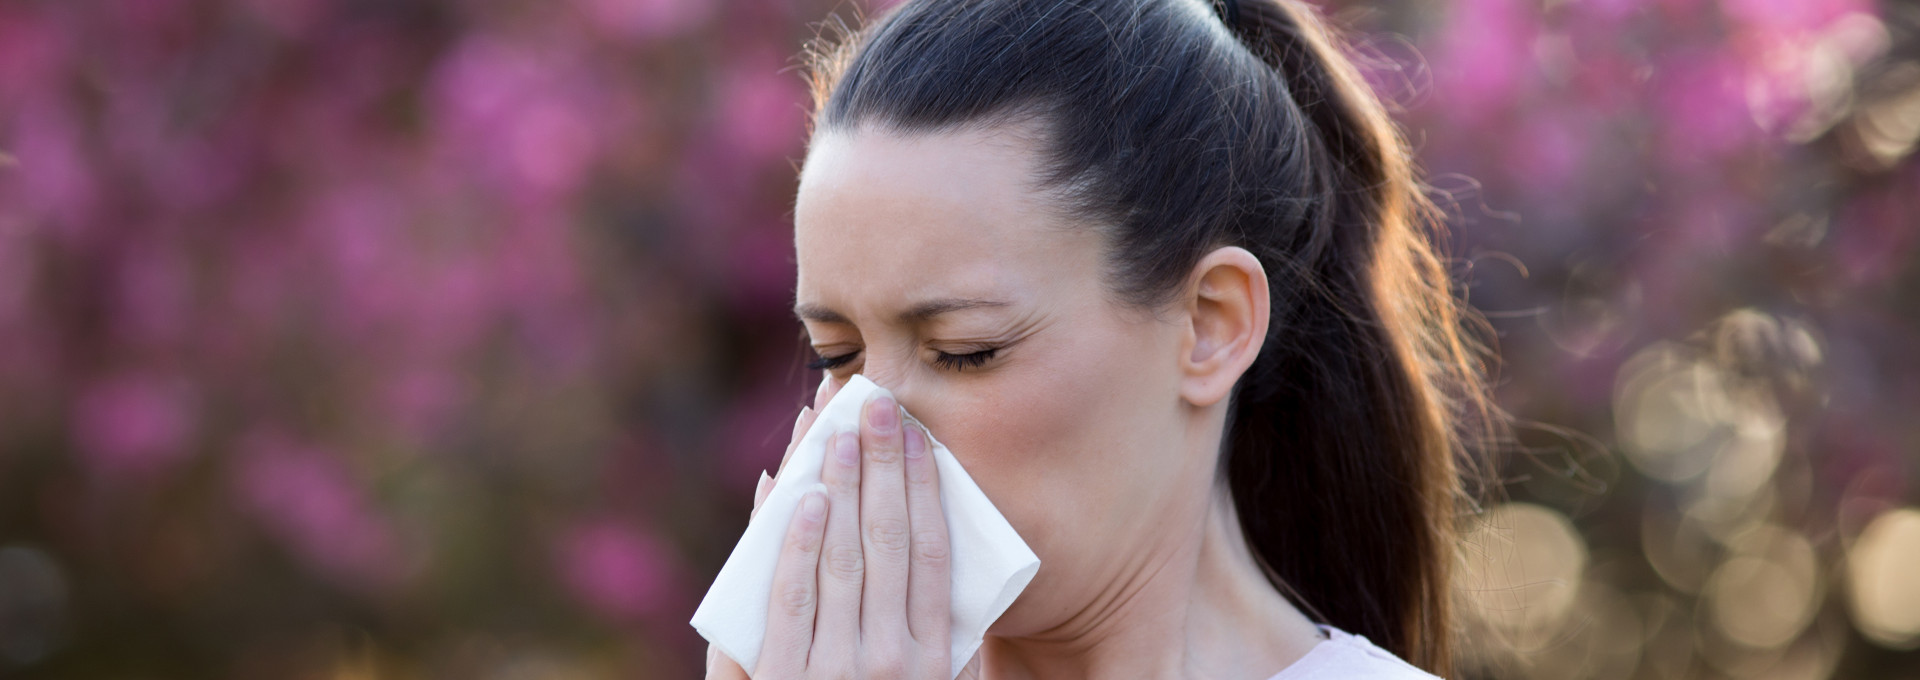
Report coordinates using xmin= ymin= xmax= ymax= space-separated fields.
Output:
xmin=0 ymin=0 xmax=1914 ymax=677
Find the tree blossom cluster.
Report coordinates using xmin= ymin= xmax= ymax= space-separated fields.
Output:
xmin=0 ymin=0 xmax=1913 ymax=677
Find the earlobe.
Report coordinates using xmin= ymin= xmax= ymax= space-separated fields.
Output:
xmin=1178 ymin=247 xmax=1271 ymax=409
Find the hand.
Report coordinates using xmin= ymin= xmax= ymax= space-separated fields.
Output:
xmin=706 ymin=377 xmax=967 ymax=679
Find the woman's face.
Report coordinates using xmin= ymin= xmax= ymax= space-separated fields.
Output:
xmin=792 ymin=124 xmax=1217 ymax=635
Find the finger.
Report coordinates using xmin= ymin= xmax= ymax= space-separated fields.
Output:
xmin=777 ymin=406 xmax=815 ymax=478
xmin=858 ymin=393 xmax=912 ymax=642
xmin=751 ymin=470 xmax=773 ymax=520
xmin=813 ymin=430 xmax=865 ymax=660
xmin=903 ymin=423 xmax=951 ymax=645
xmin=760 ymin=490 xmax=828 ymax=673
xmin=814 ymin=373 xmax=844 ymax=411
xmin=791 ymin=405 xmax=812 ymax=445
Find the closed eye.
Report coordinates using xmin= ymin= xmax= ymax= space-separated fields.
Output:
xmin=806 ymin=351 xmax=858 ymax=371
xmin=804 ymin=348 xmax=1001 ymax=372
xmin=931 ymin=348 xmax=997 ymax=372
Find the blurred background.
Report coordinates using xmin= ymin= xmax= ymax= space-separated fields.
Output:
xmin=0 ymin=0 xmax=1915 ymax=677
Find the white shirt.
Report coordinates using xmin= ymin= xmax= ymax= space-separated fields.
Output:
xmin=1263 ymin=625 xmax=1443 ymax=680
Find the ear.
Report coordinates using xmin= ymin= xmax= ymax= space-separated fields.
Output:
xmin=1177 ymin=246 xmax=1270 ymax=409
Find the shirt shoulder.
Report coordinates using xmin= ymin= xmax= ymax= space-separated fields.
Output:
xmin=1263 ymin=626 xmax=1444 ymax=680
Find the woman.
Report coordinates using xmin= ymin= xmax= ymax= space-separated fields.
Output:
xmin=708 ymin=0 xmax=1504 ymax=677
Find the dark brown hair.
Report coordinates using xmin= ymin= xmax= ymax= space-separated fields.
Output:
xmin=801 ymin=0 xmax=1504 ymax=673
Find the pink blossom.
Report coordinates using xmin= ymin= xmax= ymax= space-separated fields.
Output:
xmin=108 ymin=238 xmax=194 ymax=349
xmin=576 ymin=0 xmax=712 ymax=41
xmin=1429 ymin=0 xmax=1536 ymax=125
xmin=10 ymin=101 xmax=98 ymax=238
xmin=715 ymin=56 xmax=809 ymax=163
xmin=1652 ymin=51 xmax=1758 ymax=166
xmin=554 ymin=519 xmax=676 ymax=623
xmin=1503 ymin=109 xmax=1589 ymax=198
xmin=234 ymin=430 xmax=403 ymax=592
xmin=0 ymin=8 xmax=68 ymax=105
xmin=71 ymin=372 xmax=198 ymax=480
xmin=428 ymin=35 xmax=610 ymax=204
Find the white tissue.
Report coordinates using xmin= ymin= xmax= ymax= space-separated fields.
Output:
xmin=691 ymin=374 xmax=1040 ymax=679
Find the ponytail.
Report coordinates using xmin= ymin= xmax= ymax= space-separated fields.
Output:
xmin=1214 ymin=2 xmax=1500 ymax=671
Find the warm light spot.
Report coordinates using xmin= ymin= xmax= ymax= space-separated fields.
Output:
xmin=1847 ymin=507 xmax=1920 ymax=649
xmin=1707 ymin=525 xmax=1821 ymax=649
xmin=1615 ymin=343 xmax=1725 ymax=483
xmin=1703 ymin=415 xmax=1785 ymax=501
xmin=1525 ymin=579 xmax=1645 ymax=680
xmin=1617 ymin=321 xmax=1791 ymax=498
xmin=1752 ymin=619 xmax=1846 ymax=680
xmin=1459 ymin=503 xmax=1589 ymax=650
xmin=1856 ymin=78 xmax=1920 ymax=167
xmin=1643 ymin=506 xmax=1716 ymax=593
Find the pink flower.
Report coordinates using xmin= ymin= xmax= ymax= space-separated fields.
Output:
xmin=715 ymin=56 xmax=809 ymax=163
xmin=555 ymin=519 xmax=676 ymax=623
xmin=1503 ymin=109 xmax=1590 ymax=198
xmin=1430 ymin=0 xmax=1537 ymax=125
xmin=234 ymin=430 xmax=403 ymax=592
xmin=9 ymin=100 xmax=98 ymax=238
xmin=71 ymin=372 xmax=198 ymax=480
xmin=575 ymin=0 xmax=712 ymax=41
xmin=1653 ymin=51 xmax=1758 ymax=166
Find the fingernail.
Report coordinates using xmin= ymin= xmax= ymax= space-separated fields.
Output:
xmin=801 ymin=492 xmax=827 ymax=521
xmin=757 ymin=470 xmax=772 ymax=494
xmin=867 ymin=394 xmax=898 ymax=433
xmin=908 ymin=427 xmax=929 ymax=459
xmin=834 ymin=431 xmax=860 ymax=466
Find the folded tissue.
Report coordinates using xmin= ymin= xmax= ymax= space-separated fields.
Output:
xmin=691 ymin=374 xmax=1040 ymax=679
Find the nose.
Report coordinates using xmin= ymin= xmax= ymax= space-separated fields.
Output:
xmin=852 ymin=362 xmax=914 ymax=412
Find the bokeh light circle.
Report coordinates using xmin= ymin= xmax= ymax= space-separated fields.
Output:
xmin=1847 ymin=507 xmax=1920 ymax=649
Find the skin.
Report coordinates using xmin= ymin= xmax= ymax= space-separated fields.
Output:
xmin=706 ymin=121 xmax=1324 ymax=680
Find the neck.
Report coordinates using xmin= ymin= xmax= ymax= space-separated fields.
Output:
xmin=977 ymin=481 xmax=1325 ymax=680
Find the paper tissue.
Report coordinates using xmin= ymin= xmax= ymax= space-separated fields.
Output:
xmin=691 ymin=374 xmax=1040 ymax=679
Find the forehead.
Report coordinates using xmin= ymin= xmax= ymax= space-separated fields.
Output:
xmin=793 ymin=125 xmax=1097 ymax=317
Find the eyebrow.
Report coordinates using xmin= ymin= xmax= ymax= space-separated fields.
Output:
xmin=793 ymin=297 xmax=1013 ymax=325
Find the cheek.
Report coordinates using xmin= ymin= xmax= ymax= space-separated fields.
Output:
xmin=918 ymin=311 xmax=1178 ymax=576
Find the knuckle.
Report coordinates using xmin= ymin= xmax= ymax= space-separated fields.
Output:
xmin=865 ymin=518 xmax=912 ymax=557
xmin=777 ymin=580 xmax=816 ymax=617
xmin=827 ymin=464 xmax=860 ymax=491
xmin=864 ymin=439 xmax=902 ymax=465
xmin=907 ymin=463 xmax=939 ymax=487
xmin=825 ymin=543 xmax=865 ymax=579
xmin=826 ymin=476 xmax=857 ymax=496
xmin=912 ymin=530 xmax=951 ymax=564
xmin=790 ymin=522 xmax=823 ymax=555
